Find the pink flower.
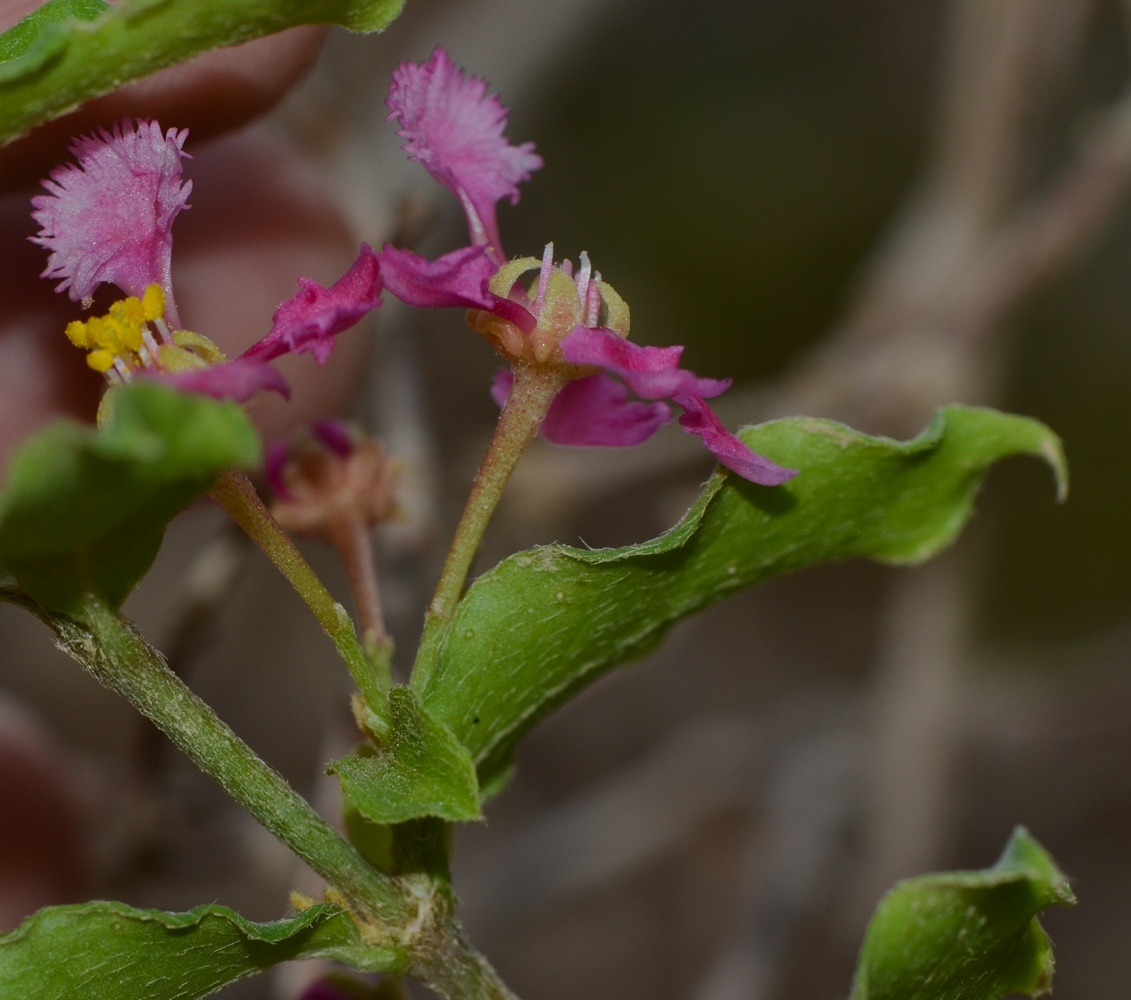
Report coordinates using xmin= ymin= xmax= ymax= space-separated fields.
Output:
xmin=376 ymin=48 xmax=796 ymax=487
xmin=243 ymin=246 xmax=383 ymax=365
xmin=267 ymin=421 xmax=399 ymax=542
xmin=386 ymin=47 xmax=542 ymax=263
xmin=31 ymin=120 xmax=191 ymax=325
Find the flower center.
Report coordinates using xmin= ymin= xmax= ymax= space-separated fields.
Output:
xmin=63 ymin=284 xmax=226 ymax=383
xmin=468 ymin=243 xmax=631 ymax=366
xmin=65 ymin=285 xmax=169 ymax=379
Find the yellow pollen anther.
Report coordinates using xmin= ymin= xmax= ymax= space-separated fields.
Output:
xmin=64 ymin=288 xmax=168 ymax=378
xmin=65 ymin=320 xmax=89 ymax=349
xmin=86 ymin=350 xmax=115 ymax=373
xmin=142 ymin=284 xmax=165 ymax=322
xmin=85 ymin=316 xmax=114 ymax=351
xmin=115 ymin=297 xmax=146 ymax=324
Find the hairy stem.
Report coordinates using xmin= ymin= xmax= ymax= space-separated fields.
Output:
xmin=47 ymin=596 xmax=411 ymax=931
xmin=412 ymin=363 xmax=569 ymax=690
xmin=1 ymin=586 xmax=523 ymax=999
xmin=211 ymin=469 xmax=387 ymax=714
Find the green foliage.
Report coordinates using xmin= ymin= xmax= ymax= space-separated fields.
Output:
xmin=331 ymin=687 xmax=482 ymax=824
xmin=852 ymin=827 xmax=1076 ymax=1000
xmin=416 ymin=407 xmax=1066 ymax=785
xmin=0 ymin=382 xmax=258 ymax=613
xmin=0 ymin=0 xmax=107 ymax=63
xmin=0 ymin=0 xmax=405 ymax=145
xmin=0 ymin=900 xmax=398 ymax=1000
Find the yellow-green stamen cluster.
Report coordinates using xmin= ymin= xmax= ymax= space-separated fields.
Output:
xmin=65 ymin=284 xmax=167 ymax=376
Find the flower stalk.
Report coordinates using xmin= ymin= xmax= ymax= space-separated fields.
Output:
xmin=328 ymin=507 xmax=393 ymax=689
xmin=211 ymin=468 xmax=389 ymax=717
xmin=412 ymin=362 xmax=570 ymax=688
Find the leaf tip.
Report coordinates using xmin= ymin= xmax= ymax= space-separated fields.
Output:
xmin=1038 ymin=436 xmax=1069 ymax=503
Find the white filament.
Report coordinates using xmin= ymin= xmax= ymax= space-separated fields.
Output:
xmin=534 ymin=242 xmax=554 ymax=312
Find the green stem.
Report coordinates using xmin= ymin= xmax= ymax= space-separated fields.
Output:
xmin=48 ymin=595 xmax=411 ymax=931
xmin=412 ymin=364 xmax=569 ymax=690
xmin=10 ymin=588 xmax=522 ymax=999
xmin=211 ymin=469 xmax=388 ymax=716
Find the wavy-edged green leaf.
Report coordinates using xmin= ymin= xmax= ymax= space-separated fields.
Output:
xmin=0 ymin=381 xmax=259 ymax=613
xmin=0 ymin=0 xmax=405 ymax=145
xmin=0 ymin=900 xmax=398 ymax=1000
xmin=417 ymin=407 xmax=1066 ymax=782
xmin=331 ymin=687 xmax=481 ymax=825
xmin=851 ymin=827 xmax=1075 ymax=1000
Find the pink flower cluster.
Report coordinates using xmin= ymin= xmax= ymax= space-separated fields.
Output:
xmin=30 ymin=49 xmax=795 ymax=487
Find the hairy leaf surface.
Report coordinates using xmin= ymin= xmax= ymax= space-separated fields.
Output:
xmin=417 ymin=407 xmax=1065 ymax=782
xmin=851 ymin=827 xmax=1075 ymax=1000
xmin=0 ymin=900 xmax=397 ymax=1000
xmin=0 ymin=382 xmax=258 ymax=612
xmin=0 ymin=0 xmax=405 ymax=145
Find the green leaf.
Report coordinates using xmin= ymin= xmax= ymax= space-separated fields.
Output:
xmin=417 ymin=407 xmax=1066 ymax=782
xmin=330 ymin=687 xmax=482 ymax=825
xmin=0 ymin=0 xmax=107 ymax=64
xmin=0 ymin=900 xmax=399 ymax=1000
xmin=0 ymin=0 xmax=405 ymax=145
xmin=0 ymin=381 xmax=259 ymax=613
xmin=851 ymin=827 xmax=1076 ymax=1000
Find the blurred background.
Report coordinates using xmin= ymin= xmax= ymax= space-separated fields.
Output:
xmin=3 ymin=0 xmax=1131 ymax=997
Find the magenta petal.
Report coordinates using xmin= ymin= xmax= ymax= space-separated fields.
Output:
xmin=30 ymin=119 xmax=191 ymax=302
xmin=379 ymin=244 xmax=535 ymax=331
xmin=298 ymin=979 xmax=359 ymax=1000
xmin=386 ymin=47 xmax=542 ymax=259
xmin=492 ymin=369 xmax=671 ymax=447
xmin=490 ymin=368 xmax=513 ymax=409
xmin=560 ymin=326 xmax=731 ymax=400
xmin=161 ymin=358 xmax=291 ymax=403
xmin=379 ymin=244 xmax=495 ymax=309
xmin=311 ymin=418 xmax=354 ymax=457
xmin=673 ymin=395 xmax=798 ymax=486
xmin=244 ymin=246 xmax=382 ymax=365
xmin=265 ymin=439 xmax=292 ymax=499
xmin=543 ymin=373 xmax=672 ymax=446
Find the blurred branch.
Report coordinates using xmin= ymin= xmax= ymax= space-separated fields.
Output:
xmin=457 ymin=694 xmax=857 ymax=938
xmin=691 ymin=728 xmax=857 ymax=1000
xmin=499 ymin=3 xmax=1131 ymax=997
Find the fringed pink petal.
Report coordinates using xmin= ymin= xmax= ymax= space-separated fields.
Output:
xmin=492 ymin=369 xmax=671 ymax=447
xmin=161 ymin=357 xmax=291 ymax=403
xmin=386 ymin=47 xmax=542 ymax=261
xmin=673 ymin=395 xmax=798 ymax=486
xmin=244 ymin=246 xmax=382 ymax=365
xmin=560 ymin=326 xmax=731 ymax=400
xmin=379 ymin=244 xmax=536 ymax=331
xmin=30 ymin=119 xmax=191 ymax=303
